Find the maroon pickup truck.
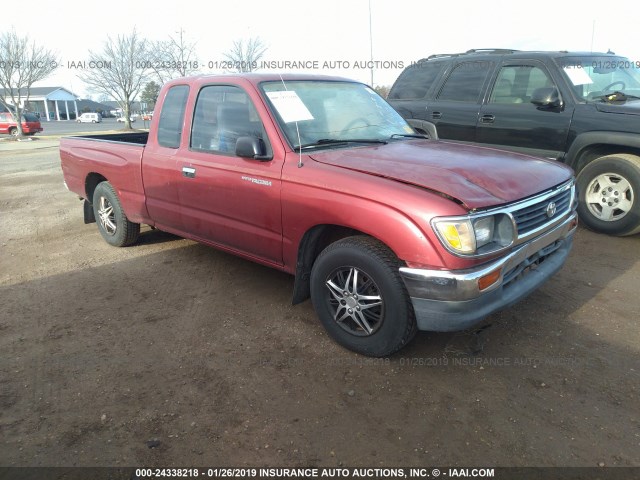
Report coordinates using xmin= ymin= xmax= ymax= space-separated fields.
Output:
xmin=60 ymin=74 xmax=578 ymax=356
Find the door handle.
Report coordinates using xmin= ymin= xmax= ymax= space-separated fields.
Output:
xmin=431 ymin=111 xmax=442 ymax=120
xmin=182 ymin=166 xmax=196 ymax=178
xmin=480 ymin=114 xmax=495 ymax=124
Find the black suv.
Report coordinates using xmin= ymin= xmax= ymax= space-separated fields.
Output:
xmin=388 ymin=49 xmax=640 ymax=236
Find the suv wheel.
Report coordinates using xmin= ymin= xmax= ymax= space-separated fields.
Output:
xmin=577 ymin=154 xmax=640 ymax=236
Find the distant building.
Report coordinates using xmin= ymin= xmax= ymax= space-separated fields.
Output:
xmin=0 ymin=87 xmax=80 ymax=121
xmin=76 ymin=99 xmax=114 ymax=117
xmin=101 ymin=100 xmax=148 ymax=116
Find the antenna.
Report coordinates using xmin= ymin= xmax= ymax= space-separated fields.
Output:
xmin=278 ymin=73 xmax=304 ymax=168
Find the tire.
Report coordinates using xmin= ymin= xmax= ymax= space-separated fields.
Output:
xmin=92 ymin=182 xmax=140 ymax=247
xmin=576 ymin=154 xmax=640 ymax=236
xmin=310 ymin=236 xmax=417 ymax=356
xmin=8 ymin=127 xmax=18 ymax=136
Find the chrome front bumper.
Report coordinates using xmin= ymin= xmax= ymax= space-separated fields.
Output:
xmin=399 ymin=212 xmax=578 ymax=332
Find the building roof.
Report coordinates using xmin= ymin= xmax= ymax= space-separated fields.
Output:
xmin=1 ymin=87 xmax=79 ymax=101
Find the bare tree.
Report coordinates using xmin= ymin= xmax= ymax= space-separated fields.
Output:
xmin=223 ymin=37 xmax=267 ymax=73
xmin=149 ymin=28 xmax=199 ymax=83
xmin=79 ymin=30 xmax=149 ymax=129
xmin=0 ymin=30 xmax=58 ymax=137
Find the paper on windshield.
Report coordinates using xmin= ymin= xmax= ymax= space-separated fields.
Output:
xmin=266 ymin=91 xmax=314 ymax=123
xmin=563 ymin=66 xmax=593 ymax=86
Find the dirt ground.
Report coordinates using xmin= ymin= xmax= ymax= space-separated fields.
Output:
xmin=1 ymin=144 xmax=639 ymax=469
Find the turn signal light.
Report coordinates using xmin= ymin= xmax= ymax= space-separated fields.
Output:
xmin=478 ymin=268 xmax=502 ymax=291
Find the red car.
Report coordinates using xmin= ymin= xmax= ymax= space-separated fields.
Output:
xmin=0 ymin=111 xmax=44 ymax=136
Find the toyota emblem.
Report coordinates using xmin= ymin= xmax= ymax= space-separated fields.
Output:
xmin=546 ymin=202 xmax=557 ymax=218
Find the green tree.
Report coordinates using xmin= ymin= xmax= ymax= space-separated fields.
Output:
xmin=140 ymin=81 xmax=160 ymax=108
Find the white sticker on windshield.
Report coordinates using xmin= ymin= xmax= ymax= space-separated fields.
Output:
xmin=563 ymin=66 xmax=593 ymax=86
xmin=266 ymin=91 xmax=314 ymax=123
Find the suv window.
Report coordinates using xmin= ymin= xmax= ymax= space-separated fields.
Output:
xmin=388 ymin=61 xmax=445 ymax=99
xmin=157 ymin=85 xmax=189 ymax=148
xmin=437 ymin=61 xmax=493 ymax=102
xmin=190 ymin=85 xmax=268 ymax=155
xmin=489 ymin=65 xmax=554 ymax=104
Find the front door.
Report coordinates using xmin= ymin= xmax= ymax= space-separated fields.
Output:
xmin=476 ymin=61 xmax=573 ymax=159
xmin=176 ymin=84 xmax=284 ymax=264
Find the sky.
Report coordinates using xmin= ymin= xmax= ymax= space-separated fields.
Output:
xmin=7 ymin=0 xmax=639 ymax=99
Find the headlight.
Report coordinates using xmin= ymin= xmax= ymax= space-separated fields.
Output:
xmin=432 ymin=213 xmax=515 ymax=256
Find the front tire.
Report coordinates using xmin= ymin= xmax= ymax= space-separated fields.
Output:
xmin=577 ymin=154 xmax=640 ymax=236
xmin=310 ymin=236 xmax=417 ymax=356
xmin=92 ymin=182 xmax=140 ymax=246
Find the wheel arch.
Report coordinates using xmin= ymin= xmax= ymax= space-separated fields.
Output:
xmin=291 ymin=217 xmax=440 ymax=304
xmin=292 ymin=224 xmax=366 ymax=304
xmin=83 ymin=173 xmax=109 ymax=224
xmin=85 ymin=172 xmax=109 ymax=202
xmin=566 ymin=132 xmax=640 ymax=173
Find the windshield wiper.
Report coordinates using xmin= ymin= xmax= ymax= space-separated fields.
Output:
xmin=390 ymin=133 xmax=427 ymax=139
xmin=294 ymin=138 xmax=388 ymax=150
xmin=593 ymin=91 xmax=640 ymax=103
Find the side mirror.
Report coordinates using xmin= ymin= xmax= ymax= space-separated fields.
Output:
xmin=531 ymin=87 xmax=562 ymax=109
xmin=235 ymin=136 xmax=272 ymax=161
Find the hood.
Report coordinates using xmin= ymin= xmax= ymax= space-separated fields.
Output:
xmin=309 ymin=140 xmax=573 ymax=210
xmin=595 ymin=100 xmax=640 ymax=115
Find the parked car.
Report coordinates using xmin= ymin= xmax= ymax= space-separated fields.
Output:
xmin=116 ymin=116 xmax=136 ymax=123
xmin=0 ymin=112 xmax=44 ymax=136
xmin=142 ymin=113 xmax=153 ymax=121
xmin=388 ymin=49 xmax=640 ymax=236
xmin=60 ymin=74 xmax=577 ymax=356
xmin=77 ymin=112 xmax=102 ymax=123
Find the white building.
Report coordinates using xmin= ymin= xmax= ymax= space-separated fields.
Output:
xmin=0 ymin=87 xmax=80 ymax=121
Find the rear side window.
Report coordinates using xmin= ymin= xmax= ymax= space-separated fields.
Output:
xmin=23 ymin=113 xmax=39 ymax=122
xmin=388 ymin=61 xmax=445 ymax=99
xmin=157 ymin=85 xmax=189 ymax=148
xmin=437 ymin=61 xmax=493 ymax=102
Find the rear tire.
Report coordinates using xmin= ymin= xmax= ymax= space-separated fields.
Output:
xmin=577 ymin=154 xmax=640 ymax=236
xmin=92 ymin=182 xmax=140 ymax=247
xmin=9 ymin=127 xmax=18 ymax=136
xmin=310 ymin=236 xmax=417 ymax=356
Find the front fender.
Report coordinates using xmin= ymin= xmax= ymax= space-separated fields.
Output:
xmin=566 ymin=131 xmax=640 ymax=170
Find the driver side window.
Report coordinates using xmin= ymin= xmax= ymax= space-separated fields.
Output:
xmin=490 ymin=65 xmax=554 ymax=104
xmin=190 ymin=85 xmax=269 ymax=156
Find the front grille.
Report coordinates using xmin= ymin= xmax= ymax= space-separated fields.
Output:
xmin=512 ymin=187 xmax=573 ymax=236
xmin=502 ymin=239 xmax=563 ymax=288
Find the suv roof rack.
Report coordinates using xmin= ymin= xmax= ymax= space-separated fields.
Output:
xmin=465 ymin=48 xmax=520 ymax=54
xmin=424 ymin=48 xmax=520 ymax=61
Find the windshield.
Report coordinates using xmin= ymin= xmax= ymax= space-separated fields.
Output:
xmin=260 ymin=80 xmax=415 ymax=149
xmin=558 ymin=56 xmax=640 ymax=101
